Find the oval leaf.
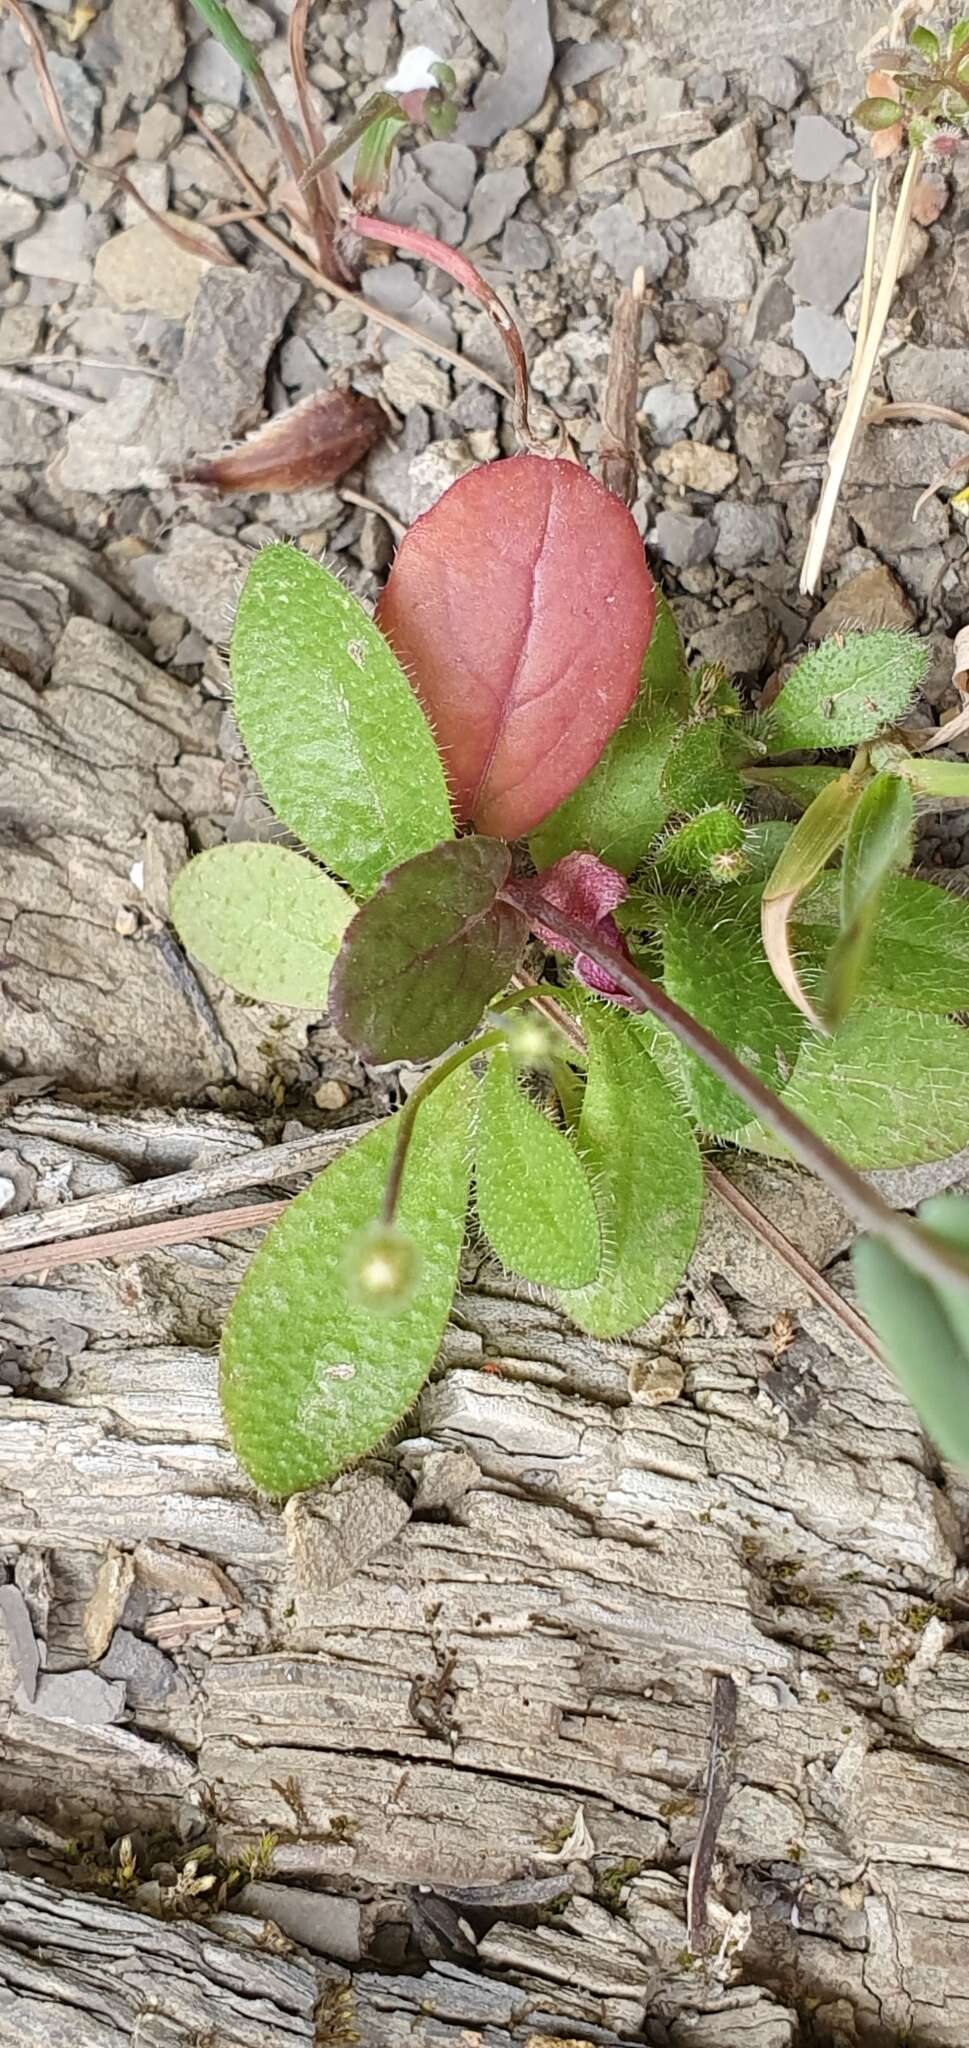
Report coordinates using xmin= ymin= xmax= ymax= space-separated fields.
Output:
xmin=376 ymin=455 xmax=657 ymax=840
xmin=796 ymin=872 xmax=969 ymax=1013
xmin=231 ymin=544 xmax=453 ymax=898
xmin=659 ymin=886 xmax=807 ymax=1138
xmin=782 ymin=1005 xmax=969 ymax=1167
xmin=171 ymin=844 xmax=354 ymax=1008
xmin=853 ymin=1233 xmax=969 ymax=1468
xmin=560 ymin=1000 xmax=704 ymax=1337
xmin=660 ymin=718 xmax=744 ymax=814
xmin=475 ymin=1048 xmax=601 ymax=1286
xmin=221 ymin=1069 xmax=475 ymax=1493
xmin=765 ymin=632 xmax=927 ymax=751
xmin=330 ymin=837 xmax=529 ymax=1063
xmin=529 ymin=592 xmax=687 ymax=875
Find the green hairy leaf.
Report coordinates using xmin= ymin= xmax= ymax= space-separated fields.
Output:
xmin=221 ymin=1068 xmax=475 ymax=1493
xmin=853 ymin=95 xmax=907 ymax=130
xmin=661 ymin=718 xmax=744 ymax=814
xmin=795 ymin=873 xmax=969 ymax=1013
xmin=882 ymin=754 xmax=969 ymax=800
xmin=330 ymin=837 xmax=528 ymax=1062
xmin=560 ymin=1000 xmax=703 ymax=1337
xmin=853 ymin=1226 xmax=969 ymax=1469
xmin=761 ymin=771 xmax=867 ymax=1027
xmin=783 ymin=1006 xmax=969 ymax=1167
xmin=231 ymin=545 xmax=453 ymax=898
xmin=659 ymin=887 xmax=806 ymax=1137
xmin=765 ymin=632 xmax=927 ymax=750
xmin=474 ymin=1048 xmax=601 ymax=1287
xmin=822 ymin=773 xmax=915 ymax=1024
xmin=171 ymin=844 xmax=353 ymax=1008
xmin=741 ymin=764 xmax=843 ymax=808
xmin=529 ymin=594 xmax=687 ymax=875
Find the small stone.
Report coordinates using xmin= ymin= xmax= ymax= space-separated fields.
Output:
xmin=500 ymin=218 xmax=551 ymax=271
xmin=846 ymin=487 xmax=948 ymax=554
xmin=808 ymin=563 xmax=914 ymax=639
xmin=757 ymin=55 xmax=803 ymax=110
xmin=154 ymin=523 xmax=253 ymax=642
xmin=791 ymin=113 xmax=856 ymax=183
xmin=628 ymin=1355 xmax=684 ymax=1406
xmin=0 ymin=152 xmax=70 ymax=203
xmin=408 ymin=437 xmax=476 ymax=517
xmin=459 ymin=0 xmax=556 ymax=149
xmin=636 ymin=165 xmax=700 ymax=221
xmin=0 ymin=305 xmax=43 ymax=361
xmin=791 ymin=305 xmax=853 ymax=380
xmin=464 ymin=166 xmax=529 ymax=247
xmin=186 ymin=35 xmax=244 ymax=106
xmin=83 ymin=1547 xmax=135 ymax=1663
xmin=449 ymin=381 xmax=499 ymax=432
xmin=887 ymin=345 xmax=969 ymax=412
xmin=874 ymin=203 xmax=928 ymax=282
xmin=787 ymin=203 xmax=869 ymax=312
xmin=100 ymin=1626 xmax=180 ymax=1704
xmin=693 ymin=72 xmax=727 ymax=102
xmin=688 ymin=118 xmax=757 ymax=203
xmin=642 ymin=383 xmax=699 ymax=446
xmin=382 ymin=349 xmax=452 ymax=413
xmin=112 ymin=0 xmax=185 ymax=104
xmin=136 ymin=101 xmax=183 ymax=160
xmin=0 ymin=187 xmax=39 ymax=242
xmin=240 ymin=1882 xmax=361 ymax=1965
xmin=735 ymin=407 xmax=785 ymax=477
xmin=0 ymin=78 xmax=36 ymax=159
xmin=534 ymin=128 xmax=567 ymax=196
xmin=94 ymin=217 xmax=218 ymax=318
xmin=121 ymin=160 xmax=170 ymax=228
xmin=651 ymin=510 xmax=716 ymax=567
xmin=750 ymin=273 xmax=794 ymax=340
xmin=388 ymin=155 xmax=466 ymax=247
xmin=314 ymin=1077 xmax=351 ymax=1112
xmin=15 ymin=53 xmax=101 ymax=155
xmin=653 ymin=441 xmax=738 ymax=493
xmin=0 ymin=1175 xmax=17 ymax=1214
xmin=13 ymin=202 xmax=92 ymax=287
xmin=176 ymin=263 xmax=301 ymax=437
xmin=692 ymin=606 xmax=770 ymax=673
xmin=686 ymin=213 xmax=760 ymax=302
xmin=555 ymin=38 xmax=622 ymax=86
xmin=412 ymin=140 xmax=477 ymax=212
xmin=589 ymin=203 xmax=668 ymax=285
xmin=19 ymin=1668 xmax=126 ymax=1727
xmin=712 ymin=501 xmax=788 ymax=568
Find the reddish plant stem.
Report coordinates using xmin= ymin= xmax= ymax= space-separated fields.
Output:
xmin=346 ymin=210 xmax=537 ymax=445
xmin=500 ymin=883 xmax=969 ymax=1299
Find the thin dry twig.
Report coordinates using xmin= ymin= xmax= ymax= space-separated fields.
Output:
xmin=340 ymin=486 xmax=407 ymax=540
xmin=801 ymin=154 xmax=924 ymax=594
xmin=686 ymin=1674 xmax=738 ymax=1951
xmin=706 ymin=1163 xmax=884 ymax=1364
xmin=0 ymin=364 xmax=98 ymax=416
xmin=599 ymin=265 xmax=644 ymax=506
xmin=286 ymin=0 xmax=348 ymax=283
xmin=0 ymin=1201 xmax=290 ymax=1281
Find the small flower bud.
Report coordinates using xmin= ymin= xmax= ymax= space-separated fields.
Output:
xmin=344 ymin=1222 xmax=421 ymax=1315
xmin=500 ymin=1010 xmax=558 ymax=1069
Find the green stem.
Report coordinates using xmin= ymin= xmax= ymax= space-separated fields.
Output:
xmin=502 ymin=882 xmax=969 ymax=1300
xmin=380 ymin=1030 xmax=505 ymax=1227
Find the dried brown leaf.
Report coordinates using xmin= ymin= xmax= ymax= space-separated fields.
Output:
xmin=181 ymin=387 xmax=386 ymax=494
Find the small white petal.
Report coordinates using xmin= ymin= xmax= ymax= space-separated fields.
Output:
xmin=386 ymin=44 xmax=441 ymax=93
xmin=129 ymin=860 xmax=144 ymax=890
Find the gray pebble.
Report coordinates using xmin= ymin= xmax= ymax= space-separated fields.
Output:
xmin=757 ymin=55 xmax=803 ymax=111
xmin=652 ymin=510 xmax=716 ymax=567
xmin=0 ymin=151 xmax=71 ymax=201
xmin=887 ymin=344 xmax=969 ymax=411
xmin=787 ymin=203 xmax=869 ymax=311
xmin=791 ymin=304 xmax=853 ymax=379
xmin=589 ymin=203 xmax=669 ymax=284
xmin=465 ymin=166 xmax=529 ymax=248
xmin=412 ymin=140 xmax=478 ymax=213
xmin=500 ymin=218 xmax=551 ymax=271
xmin=642 ymin=383 xmax=699 ymax=446
xmin=555 ymin=38 xmax=623 ymax=86
xmin=712 ymin=501 xmax=788 ymax=567
xmin=100 ymin=1627 xmax=181 ymax=1705
xmin=14 ymin=52 xmax=101 ymax=155
xmin=0 ymin=77 xmax=38 ymax=158
xmin=686 ymin=213 xmax=761 ymax=301
xmin=791 ymin=113 xmax=856 ymax=182
xmin=186 ymin=35 xmax=244 ymax=106
xmin=693 ymin=72 xmax=727 ymax=102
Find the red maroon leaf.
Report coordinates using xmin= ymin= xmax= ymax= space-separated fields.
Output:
xmin=376 ymin=454 xmax=656 ymax=839
xmin=520 ymin=852 xmax=638 ymax=1008
xmin=181 ymin=387 xmax=385 ymax=494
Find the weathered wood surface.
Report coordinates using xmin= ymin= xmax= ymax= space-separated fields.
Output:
xmin=3 ymin=520 xmax=969 ymax=2045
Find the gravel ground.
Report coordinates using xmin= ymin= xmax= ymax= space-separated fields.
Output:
xmin=1 ymin=0 xmax=969 ymax=1095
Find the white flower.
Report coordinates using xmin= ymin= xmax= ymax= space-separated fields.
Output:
xmin=385 ymin=44 xmax=442 ymax=94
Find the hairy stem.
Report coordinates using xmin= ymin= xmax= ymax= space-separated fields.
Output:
xmin=501 ymin=882 xmax=969 ymax=1298
xmin=380 ymin=1030 xmax=505 ymax=1227
xmin=345 ymin=210 xmax=539 ymax=445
